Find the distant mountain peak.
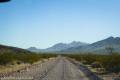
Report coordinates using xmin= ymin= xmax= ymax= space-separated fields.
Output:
xmin=107 ymin=36 xmax=114 ymax=39
xmin=61 ymin=36 xmax=120 ymax=53
xmin=106 ymin=36 xmax=120 ymax=40
xmin=28 ymin=47 xmax=37 ymax=50
xmin=27 ymin=41 xmax=88 ymax=52
xmin=53 ymin=43 xmax=67 ymax=46
xmin=71 ymin=41 xmax=88 ymax=44
xmin=103 ymin=36 xmax=120 ymax=42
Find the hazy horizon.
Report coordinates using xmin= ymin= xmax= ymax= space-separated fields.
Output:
xmin=0 ymin=0 xmax=120 ymax=49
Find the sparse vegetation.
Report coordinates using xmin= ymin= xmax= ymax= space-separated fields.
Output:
xmin=64 ymin=53 xmax=120 ymax=74
xmin=0 ymin=45 xmax=57 ymax=65
xmin=0 ymin=52 xmax=57 ymax=65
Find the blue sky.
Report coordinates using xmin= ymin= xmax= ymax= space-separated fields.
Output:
xmin=0 ymin=0 xmax=120 ymax=49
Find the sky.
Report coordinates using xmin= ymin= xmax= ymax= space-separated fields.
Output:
xmin=0 ymin=0 xmax=120 ymax=49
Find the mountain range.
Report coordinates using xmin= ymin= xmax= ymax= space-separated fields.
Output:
xmin=27 ymin=37 xmax=120 ymax=53
xmin=0 ymin=36 xmax=120 ymax=54
xmin=27 ymin=41 xmax=88 ymax=52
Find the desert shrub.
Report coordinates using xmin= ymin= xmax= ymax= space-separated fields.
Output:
xmin=65 ymin=53 xmax=120 ymax=73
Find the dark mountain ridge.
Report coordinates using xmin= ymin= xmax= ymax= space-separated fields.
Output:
xmin=0 ymin=44 xmax=31 ymax=54
xmin=62 ymin=37 xmax=120 ymax=53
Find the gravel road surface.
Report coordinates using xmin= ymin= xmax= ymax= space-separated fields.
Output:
xmin=0 ymin=56 xmax=102 ymax=80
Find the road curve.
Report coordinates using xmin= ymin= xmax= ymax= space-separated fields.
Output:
xmin=0 ymin=56 xmax=102 ymax=80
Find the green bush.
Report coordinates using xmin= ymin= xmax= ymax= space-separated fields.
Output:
xmin=0 ymin=51 xmax=57 ymax=65
xmin=65 ymin=53 xmax=120 ymax=73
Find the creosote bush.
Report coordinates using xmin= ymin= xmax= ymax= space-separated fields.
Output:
xmin=0 ymin=51 xmax=57 ymax=65
xmin=64 ymin=53 xmax=120 ymax=73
